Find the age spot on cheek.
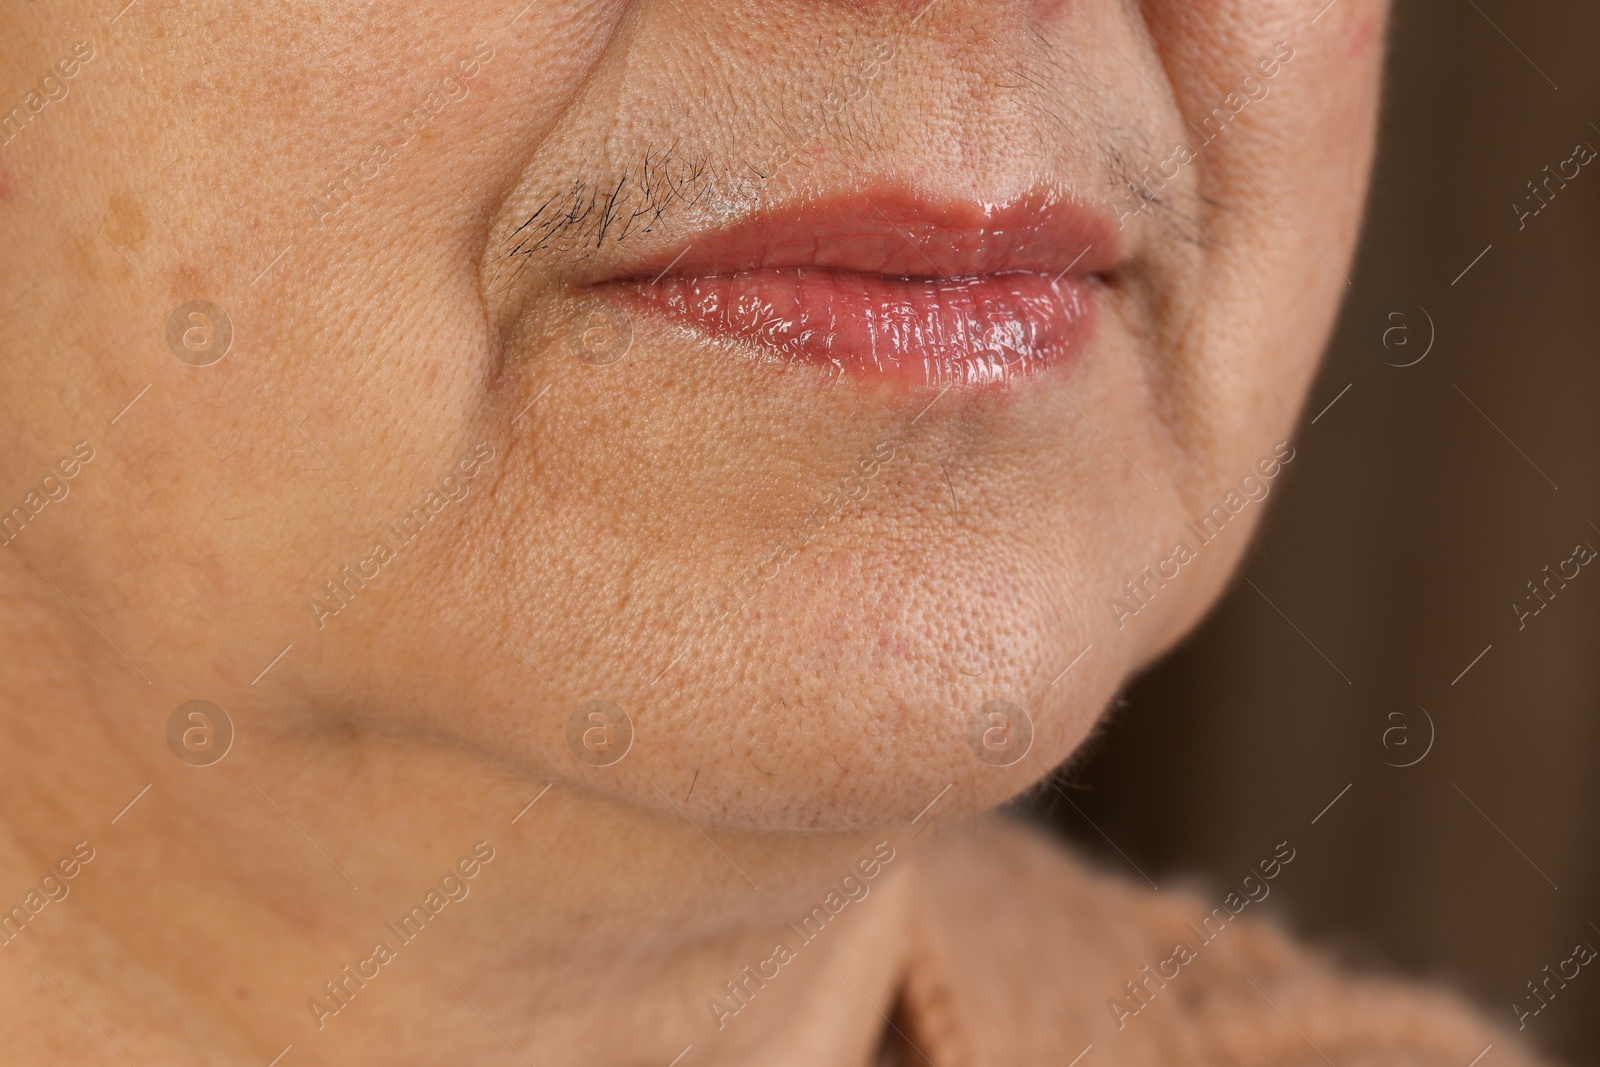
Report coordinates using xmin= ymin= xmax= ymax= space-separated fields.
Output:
xmin=102 ymin=190 xmax=149 ymax=249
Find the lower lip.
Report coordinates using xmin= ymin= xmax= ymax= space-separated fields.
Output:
xmin=619 ymin=268 xmax=1097 ymax=390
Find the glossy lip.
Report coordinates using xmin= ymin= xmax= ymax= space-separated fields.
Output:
xmin=597 ymin=191 xmax=1121 ymax=391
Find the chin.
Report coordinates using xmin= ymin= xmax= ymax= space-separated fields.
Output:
xmin=510 ymin=548 xmax=1192 ymax=834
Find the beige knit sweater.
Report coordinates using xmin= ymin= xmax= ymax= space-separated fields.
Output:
xmin=877 ymin=821 xmax=1551 ymax=1066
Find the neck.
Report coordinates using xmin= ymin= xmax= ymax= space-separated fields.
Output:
xmin=0 ymin=582 xmax=912 ymax=1066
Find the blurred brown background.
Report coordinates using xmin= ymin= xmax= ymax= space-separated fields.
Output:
xmin=1029 ymin=0 xmax=1600 ymax=1061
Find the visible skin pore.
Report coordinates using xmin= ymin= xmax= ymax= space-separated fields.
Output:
xmin=0 ymin=0 xmax=1384 ymax=1063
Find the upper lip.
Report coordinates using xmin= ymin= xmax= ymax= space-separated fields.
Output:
xmin=606 ymin=190 xmax=1123 ymax=284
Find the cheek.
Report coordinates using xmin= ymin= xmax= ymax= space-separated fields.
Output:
xmin=1131 ymin=0 xmax=1385 ymax=498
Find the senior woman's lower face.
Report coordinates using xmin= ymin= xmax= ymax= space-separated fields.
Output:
xmin=0 ymin=0 xmax=1385 ymax=1062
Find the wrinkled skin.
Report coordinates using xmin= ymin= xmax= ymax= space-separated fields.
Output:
xmin=0 ymin=1 xmax=1384 ymax=1062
